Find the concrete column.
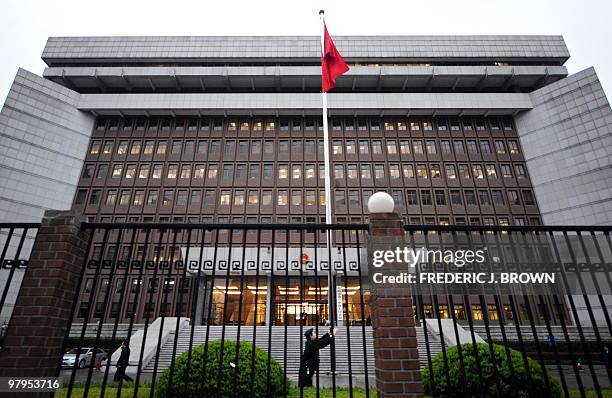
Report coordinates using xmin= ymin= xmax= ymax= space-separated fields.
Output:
xmin=0 ymin=211 xmax=90 ymax=383
xmin=367 ymin=212 xmax=423 ymax=398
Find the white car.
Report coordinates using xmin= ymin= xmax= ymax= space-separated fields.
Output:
xmin=62 ymin=347 xmax=107 ymax=368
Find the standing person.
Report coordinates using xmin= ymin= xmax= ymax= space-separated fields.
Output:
xmin=299 ymin=327 xmax=338 ymax=387
xmin=604 ymin=346 xmax=612 ymax=376
xmin=113 ymin=340 xmax=133 ymax=383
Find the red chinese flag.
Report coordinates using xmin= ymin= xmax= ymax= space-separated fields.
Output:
xmin=321 ymin=24 xmax=349 ymax=92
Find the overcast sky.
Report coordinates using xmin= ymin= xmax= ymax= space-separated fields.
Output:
xmin=1 ymin=0 xmax=611 ymax=103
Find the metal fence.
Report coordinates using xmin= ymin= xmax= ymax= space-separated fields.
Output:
xmin=59 ymin=222 xmax=372 ymax=398
xmin=403 ymin=224 xmax=612 ymax=398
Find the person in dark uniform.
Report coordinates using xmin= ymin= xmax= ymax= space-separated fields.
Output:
xmin=113 ymin=340 xmax=133 ymax=382
xmin=604 ymin=346 xmax=612 ymax=376
xmin=299 ymin=327 xmax=338 ymax=387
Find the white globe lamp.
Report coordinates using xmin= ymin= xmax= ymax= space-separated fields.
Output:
xmin=367 ymin=192 xmax=395 ymax=213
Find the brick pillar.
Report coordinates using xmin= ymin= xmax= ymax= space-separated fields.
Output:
xmin=367 ymin=212 xmax=423 ymax=398
xmin=0 ymin=210 xmax=90 ymax=380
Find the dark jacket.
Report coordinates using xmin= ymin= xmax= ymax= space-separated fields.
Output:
xmin=301 ymin=333 xmax=333 ymax=369
xmin=117 ymin=346 xmax=130 ymax=367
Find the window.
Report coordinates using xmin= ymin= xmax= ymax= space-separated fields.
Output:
xmin=156 ymin=141 xmax=167 ymax=155
xmin=453 ymin=141 xmax=465 ymax=155
xmin=445 ymin=165 xmax=456 ymax=179
xmin=374 ymin=165 xmax=385 ymax=179
xmin=430 ymin=164 xmax=441 ymax=178
xmin=278 ymin=165 xmax=288 ymax=179
xmin=305 ymin=165 xmax=316 ymax=180
xmin=332 ymin=140 xmax=343 ymax=155
xmin=222 ymin=165 xmax=233 ymax=180
xmin=371 ymin=120 xmax=380 ymax=131
xmin=138 ymin=164 xmax=150 ymax=179
xmin=277 ymin=190 xmax=288 ymax=206
xmin=207 ymin=165 xmax=218 ymax=179
xmin=263 ymin=164 xmax=273 ymax=179
xmin=389 ymin=164 xmax=401 ymax=179
xmin=143 ymin=141 xmax=155 ymax=155
xmin=515 ymin=164 xmax=527 ymax=178
xmin=434 ymin=190 xmax=446 ymax=206
xmin=486 ymin=164 xmax=497 ymax=178
xmin=501 ymin=164 xmax=513 ymax=178
xmin=345 ymin=140 xmax=356 ymax=155
xmin=421 ymin=190 xmax=432 ymax=206
xmin=125 ymin=165 xmax=136 ymax=179
xmin=265 ymin=120 xmax=275 ymax=131
xmin=194 ymin=165 xmax=205 ymax=179
xmin=262 ymin=190 xmax=272 ymax=206
xmin=412 ymin=141 xmax=424 ymax=155
xmin=361 ymin=165 xmax=372 ymax=179
xmin=133 ymin=190 xmax=145 ymax=206
xmin=410 ymin=121 xmax=420 ymax=132
xmin=450 ymin=190 xmax=462 ymax=206
xmin=387 ymin=141 xmax=398 ymax=155
xmin=508 ymin=140 xmax=520 ymax=154
xmin=423 ymin=121 xmax=433 ymax=131
xmin=102 ymin=141 xmax=113 ymax=154
xmin=95 ymin=165 xmax=108 ymax=179
xmin=75 ymin=190 xmax=87 ymax=205
xmin=291 ymin=190 xmax=302 ymax=206
xmin=467 ymin=140 xmax=478 ymax=154
xmin=391 ymin=191 xmax=403 ymax=208
xmin=291 ymin=140 xmax=302 ymax=156
xmin=305 ymin=190 xmax=316 ymax=206
xmin=233 ymin=190 xmax=245 ymax=206
xmin=228 ymin=121 xmax=238 ymax=131
xmin=89 ymin=141 xmax=101 ymax=155
xmin=152 ymin=164 xmax=163 ymax=179
xmin=264 ymin=140 xmax=274 ymax=155
xmin=171 ymin=141 xmax=182 ymax=155
xmin=211 ymin=140 xmax=221 ymax=155
xmin=247 ymin=190 xmax=258 ymax=205
xmin=82 ymin=164 xmax=94 ymax=178
xmin=220 ymin=191 xmax=231 ymax=205
xmin=465 ymin=190 xmax=477 ymax=206
xmin=203 ymin=190 xmax=215 ymax=206
xmin=492 ymin=190 xmax=505 ymax=206
xmin=119 ymin=190 xmax=131 ymax=206
xmin=249 ymin=164 xmax=260 ymax=180
xmin=304 ymin=140 xmax=315 ymax=155
xmin=437 ymin=120 xmax=448 ymax=131
xmin=347 ymin=164 xmax=358 ymax=180
xmin=494 ymin=141 xmax=506 ymax=154
xmin=372 ymin=141 xmax=383 ymax=155
xmin=117 ymin=141 xmax=128 ymax=155
xmin=478 ymin=190 xmax=491 ymax=206
xmin=359 ymin=140 xmax=369 ymax=155
xmin=523 ymin=190 xmax=535 ymax=205
xmin=235 ymin=164 xmax=246 ymax=179
xmin=333 ymin=165 xmax=344 ymax=179
xmin=166 ymin=165 xmax=178 ymax=179
xmin=224 ymin=141 xmax=236 ymax=157
xmin=416 ymin=164 xmax=428 ymax=179
xmin=508 ymin=190 xmax=521 ymax=205
xmin=426 ymin=140 xmax=437 ymax=155
xmin=180 ymin=165 xmax=191 ymax=179
xmin=130 ymin=141 xmax=141 ymax=155
xmin=440 ymin=141 xmax=452 ymax=155
xmin=403 ymin=164 xmax=414 ymax=179
xmin=292 ymin=165 xmax=301 ymax=180
xmin=473 ymin=165 xmax=484 ymax=179
xmin=406 ymin=190 xmax=418 ymax=206
xmin=106 ymin=190 xmax=117 ymax=206
xmin=147 ymin=190 xmax=158 ymax=206
xmin=458 ymin=164 xmax=470 ymax=179
xmin=335 ymin=191 xmax=346 ymax=206
xmin=479 ymin=140 xmax=492 ymax=155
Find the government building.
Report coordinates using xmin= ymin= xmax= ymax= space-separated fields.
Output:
xmin=0 ymin=35 xmax=611 ymax=327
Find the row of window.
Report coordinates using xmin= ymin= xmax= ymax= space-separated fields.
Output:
xmin=77 ymin=187 xmax=536 ymax=210
xmin=82 ymin=161 xmax=529 ymax=182
xmin=95 ymin=116 xmax=515 ymax=135
xmin=88 ymin=137 xmax=522 ymax=159
xmin=86 ymin=213 xmax=541 ymax=228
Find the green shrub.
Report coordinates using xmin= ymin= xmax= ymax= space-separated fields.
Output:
xmin=422 ymin=343 xmax=562 ymax=398
xmin=155 ymin=340 xmax=289 ymax=397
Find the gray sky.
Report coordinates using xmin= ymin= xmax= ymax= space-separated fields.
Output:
xmin=1 ymin=0 xmax=611 ymax=103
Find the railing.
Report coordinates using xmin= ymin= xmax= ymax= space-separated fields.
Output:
xmin=59 ymin=222 xmax=372 ymax=398
xmin=402 ymin=224 xmax=612 ymax=398
xmin=0 ymin=223 xmax=40 ymax=325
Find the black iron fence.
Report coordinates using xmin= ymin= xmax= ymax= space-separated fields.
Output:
xmin=2 ymin=221 xmax=612 ymax=397
xmin=402 ymin=224 xmax=612 ymax=398
xmin=59 ymin=222 xmax=372 ymax=398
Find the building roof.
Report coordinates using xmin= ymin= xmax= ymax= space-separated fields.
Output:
xmin=42 ymin=35 xmax=570 ymax=66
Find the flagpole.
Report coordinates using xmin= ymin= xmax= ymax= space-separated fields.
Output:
xmin=319 ymin=10 xmax=337 ymax=329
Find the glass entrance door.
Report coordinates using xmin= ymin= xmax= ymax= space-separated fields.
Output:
xmin=272 ymin=276 xmax=328 ymax=326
